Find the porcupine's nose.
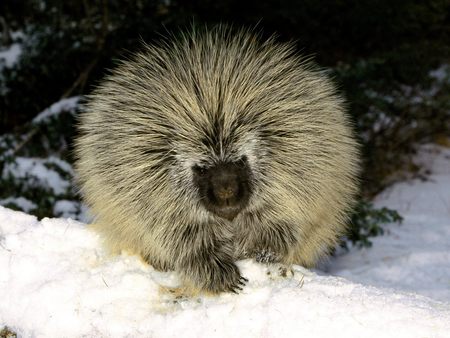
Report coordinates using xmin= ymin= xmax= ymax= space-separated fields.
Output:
xmin=209 ymin=162 xmax=249 ymax=220
xmin=193 ymin=158 xmax=251 ymax=221
xmin=211 ymin=168 xmax=240 ymax=204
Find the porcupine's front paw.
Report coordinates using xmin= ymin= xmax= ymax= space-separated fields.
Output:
xmin=253 ymin=249 xmax=293 ymax=278
xmin=254 ymin=248 xmax=281 ymax=264
xmin=201 ymin=260 xmax=248 ymax=294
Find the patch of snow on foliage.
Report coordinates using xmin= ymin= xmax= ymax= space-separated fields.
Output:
xmin=53 ymin=199 xmax=85 ymax=219
xmin=429 ymin=64 xmax=450 ymax=83
xmin=2 ymin=156 xmax=72 ymax=195
xmin=32 ymin=96 xmax=81 ymax=124
xmin=0 ymin=31 xmax=24 ymax=95
xmin=0 ymin=43 xmax=22 ymax=68
xmin=0 ymin=197 xmax=37 ymax=213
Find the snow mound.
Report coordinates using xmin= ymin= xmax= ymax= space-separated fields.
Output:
xmin=0 ymin=207 xmax=449 ymax=337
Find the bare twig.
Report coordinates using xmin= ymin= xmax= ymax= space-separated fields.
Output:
xmin=12 ymin=128 xmax=39 ymax=155
xmin=62 ymin=56 xmax=100 ymax=98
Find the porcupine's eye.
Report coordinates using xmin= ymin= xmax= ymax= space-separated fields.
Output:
xmin=193 ymin=165 xmax=207 ymax=177
xmin=238 ymin=155 xmax=248 ymax=168
xmin=192 ymin=159 xmax=251 ymax=221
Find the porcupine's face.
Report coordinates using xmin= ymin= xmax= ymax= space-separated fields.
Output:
xmin=192 ymin=155 xmax=252 ymax=221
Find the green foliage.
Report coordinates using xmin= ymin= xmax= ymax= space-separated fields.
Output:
xmin=0 ymin=101 xmax=83 ymax=219
xmin=346 ymin=201 xmax=403 ymax=248
xmin=334 ymin=60 xmax=450 ymax=196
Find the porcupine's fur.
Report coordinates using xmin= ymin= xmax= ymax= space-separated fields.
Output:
xmin=74 ymin=26 xmax=360 ymax=294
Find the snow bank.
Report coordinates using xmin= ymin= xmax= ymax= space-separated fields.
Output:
xmin=0 ymin=206 xmax=449 ymax=337
xmin=329 ymin=145 xmax=450 ymax=302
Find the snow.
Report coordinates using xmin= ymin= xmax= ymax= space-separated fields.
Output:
xmin=32 ymin=96 xmax=81 ymax=124
xmin=429 ymin=65 xmax=450 ymax=83
xmin=0 ymin=32 xmax=24 ymax=95
xmin=2 ymin=156 xmax=72 ymax=195
xmin=53 ymin=199 xmax=89 ymax=221
xmin=0 ymin=197 xmax=37 ymax=213
xmin=328 ymin=145 xmax=450 ymax=302
xmin=1 ymin=144 xmax=450 ymax=337
xmin=0 ymin=43 xmax=22 ymax=68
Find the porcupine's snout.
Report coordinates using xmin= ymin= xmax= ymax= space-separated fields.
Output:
xmin=193 ymin=158 xmax=251 ymax=220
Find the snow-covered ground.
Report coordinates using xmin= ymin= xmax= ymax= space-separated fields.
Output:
xmin=328 ymin=144 xmax=450 ymax=302
xmin=1 ymin=145 xmax=450 ymax=337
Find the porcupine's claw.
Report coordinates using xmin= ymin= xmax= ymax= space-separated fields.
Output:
xmin=239 ymin=276 xmax=249 ymax=284
xmin=229 ymin=276 xmax=248 ymax=294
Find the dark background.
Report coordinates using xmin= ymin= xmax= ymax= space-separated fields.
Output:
xmin=1 ymin=0 xmax=449 ymax=131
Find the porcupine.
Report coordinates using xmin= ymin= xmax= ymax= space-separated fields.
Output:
xmin=74 ymin=26 xmax=360 ymax=294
